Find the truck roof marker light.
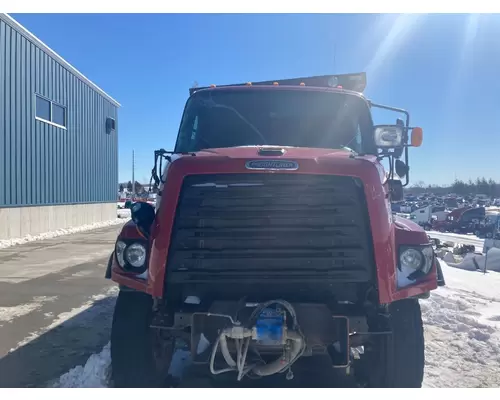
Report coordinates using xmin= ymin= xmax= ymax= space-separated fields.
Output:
xmin=411 ymin=127 xmax=423 ymax=147
xmin=273 ymin=82 xmax=279 ymax=85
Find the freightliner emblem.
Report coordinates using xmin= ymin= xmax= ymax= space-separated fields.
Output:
xmin=245 ymin=160 xmax=299 ymax=171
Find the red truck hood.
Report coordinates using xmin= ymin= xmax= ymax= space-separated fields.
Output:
xmin=182 ymin=146 xmax=383 ymax=179
xmin=195 ymin=146 xmax=374 ymax=162
xmin=393 ymin=214 xmax=430 ymax=245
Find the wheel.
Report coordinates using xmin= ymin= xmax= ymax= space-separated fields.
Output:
xmin=111 ymin=290 xmax=174 ymax=388
xmin=356 ymin=299 xmax=424 ymax=388
xmin=423 ymin=224 xmax=430 ymax=231
xmin=453 ymin=228 xmax=460 ymax=234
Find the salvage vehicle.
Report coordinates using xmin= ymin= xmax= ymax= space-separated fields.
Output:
xmin=106 ymin=73 xmax=445 ymax=388
xmin=433 ymin=206 xmax=486 ymax=235
xmin=410 ymin=204 xmax=447 ymax=230
xmin=477 ymin=212 xmax=500 ymax=239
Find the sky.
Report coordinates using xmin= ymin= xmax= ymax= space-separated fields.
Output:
xmin=11 ymin=13 xmax=500 ymax=186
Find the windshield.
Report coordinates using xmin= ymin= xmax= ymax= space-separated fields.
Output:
xmin=175 ymin=88 xmax=375 ymax=154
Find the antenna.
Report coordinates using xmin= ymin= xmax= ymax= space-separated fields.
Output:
xmin=132 ymin=150 xmax=135 ymax=196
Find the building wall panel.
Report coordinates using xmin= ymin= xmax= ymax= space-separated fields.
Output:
xmin=0 ymin=18 xmax=119 ymax=207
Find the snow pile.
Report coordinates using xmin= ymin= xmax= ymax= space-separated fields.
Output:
xmin=479 ymin=248 xmax=500 ymax=272
xmin=448 ymin=253 xmax=478 ymax=271
xmin=52 ymin=343 xmax=191 ymax=388
xmin=52 ymin=343 xmax=111 ymax=388
xmin=442 ymin=252 xmax=457 ymax=264
xmin=117 ymin=208 xmax=131 ymax=219
xmin=0 ymin=218 xmax=130 ymax=250
xmin=438 ymin=247 xmax=500 ymax=273
xmin=421 ymin=262 xmax=500 ymax=387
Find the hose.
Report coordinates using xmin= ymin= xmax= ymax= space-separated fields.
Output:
xmin=208 ymin=300 xmax=306 ymax=381
xmin=219 ymin=333 xmax=237 ymax=368
xmin=209 ymin=335 xmax=236 ymax=375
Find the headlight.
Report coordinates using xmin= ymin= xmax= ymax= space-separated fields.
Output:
xmin=400 ymin=248 xmax=423 ymax=270
xmin=115 ymin=241 xmax=127 ymax=267
xmin=397 ymin=245 xmax=434 ymax=289
xmin=420 ymin=246 xmax=434 ymax=274
xmin=125 ymin=243 xmax=147 ymax=268
xmin=374 ymin=125 xmax=403 ymax=148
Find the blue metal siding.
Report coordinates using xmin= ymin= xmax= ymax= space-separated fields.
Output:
xmin=0 ymin=19 xmax=118 ymax=207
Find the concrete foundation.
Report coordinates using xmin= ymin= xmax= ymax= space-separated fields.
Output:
xmin=0 ymin=202 xmax=116 ymax=240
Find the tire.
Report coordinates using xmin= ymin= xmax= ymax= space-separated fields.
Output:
xmin=388 ymin=299 xmax=425 ymax=387
xmin=361 ymin=299 xmax=424 ymax=388
xmin=111 ymin=290 xmax=174 ymax=388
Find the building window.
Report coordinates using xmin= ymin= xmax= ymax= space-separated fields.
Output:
xmin=35 ymin=96 xmax=51 ymax=121
xmin=35 ymin=94 xmax=67 ymax=128
xmin=52 ymin=103 xmax=66 ymax=127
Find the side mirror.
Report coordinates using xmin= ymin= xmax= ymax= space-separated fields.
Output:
xmin=131 ymin=202 xmax=156 ymax=238
xmin=374 ymin=125 xmax=403 ymax=148
xmin=388 ymin=179 xmax=404 ymax=202
xmin=395 ymin=159 xmax=409 ymax=178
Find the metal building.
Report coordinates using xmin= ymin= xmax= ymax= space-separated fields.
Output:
xmin=0 ymin=14 xmax=120 ymax=240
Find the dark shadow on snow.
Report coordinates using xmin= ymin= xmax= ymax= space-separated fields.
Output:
xmin=0 ymin=296 xmax=116 ymax=388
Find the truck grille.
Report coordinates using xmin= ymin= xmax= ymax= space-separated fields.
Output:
xmin=166 ymin=174 xmax=375 ymax=284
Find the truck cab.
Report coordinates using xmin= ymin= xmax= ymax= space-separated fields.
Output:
xmin=410 ymin=204 xmax=448 ymax=230
xmin=434 ymin=206 xmax=486 ymax=235
xmin=106 ymin=73 xmax=443 ymax=388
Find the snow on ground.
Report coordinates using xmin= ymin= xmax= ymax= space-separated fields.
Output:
xmin=10 ymin=286 xmax=119 ymax=353
xmin=52 ymin=262 xmax=500 ymax=388
xmin=117 ymin=209 xmax=131 ymax=219
xmin=52 ymin=343 xmax=111 ymax=388
xmin=421 ymin=261 xmax=500 ymax=387
xmin=428 ymin=231 xmax=482 ymax=241
xmin=0 ymin=296 xmax=57 ymax=326
xmin=0 ymin=218 xmax=129 ymax=250
xmin=427 ymin=231 xmax=485 ymax=251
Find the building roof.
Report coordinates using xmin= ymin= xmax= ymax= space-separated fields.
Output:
xmin=0 ymin=13 xmax=121 ymax=107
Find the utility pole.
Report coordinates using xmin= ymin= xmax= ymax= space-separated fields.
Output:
xmin=132 ymin=150 xmax=135 ymax=196
xmin=333 ymin=42 xmax=336 ymax=73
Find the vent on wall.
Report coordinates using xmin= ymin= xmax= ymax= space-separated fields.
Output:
xmin=106 ymin=117 xmax=116 ymax=134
